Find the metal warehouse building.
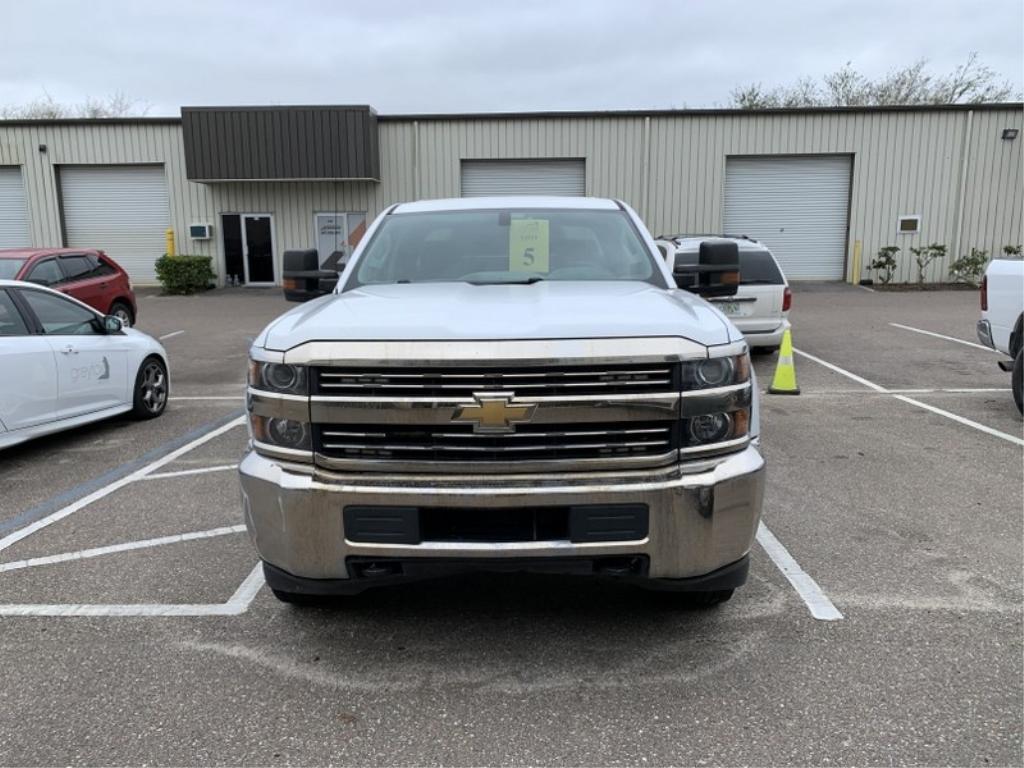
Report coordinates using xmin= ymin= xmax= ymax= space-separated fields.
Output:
xmin=0 ymin=103 xmax=1020 ymax=285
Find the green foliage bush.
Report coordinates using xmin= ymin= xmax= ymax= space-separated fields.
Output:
xmin=870 ymin=246 xmax=900 ymax=284
xmin=949 ymin=248 xmax=989 ymax=285
xmin=155 ymin=254 xmax=215 ymax=295
xmin=1003 ymin=244 xmax=1023 ymax=258
xmin=909 ymin=243 xmax=947 ymax=287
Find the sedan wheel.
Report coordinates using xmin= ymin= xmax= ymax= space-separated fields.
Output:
xmin=132 ymin=358 xmax=168 ymax=419
xmin=109 ymin=301 xmax=134 ymax=327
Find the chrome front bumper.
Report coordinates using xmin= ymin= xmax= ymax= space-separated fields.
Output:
xmin=239 ymin=445 xmax=765 ymax=583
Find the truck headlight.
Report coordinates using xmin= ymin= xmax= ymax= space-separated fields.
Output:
xmin=683 ymin=408 xmax=749 ymax=446
xmin=683 ymin=353 xmax=749 ymax=390
xmin=248 ymin=361 xmax=308 ymax=395
xmin=250 ymin=414 xmax=312 ymax=451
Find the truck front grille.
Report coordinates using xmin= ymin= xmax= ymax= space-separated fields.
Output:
xmin=314 ymin=363 xmax=678 ymax=398
xmin=314 ymin=421 xmax=678 ymax=464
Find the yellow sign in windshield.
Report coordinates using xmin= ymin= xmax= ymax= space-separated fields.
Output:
xmin=508 ymin=219 xmax=550 ymax=272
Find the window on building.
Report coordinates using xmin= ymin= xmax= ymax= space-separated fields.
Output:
xmin=897 ymin=215 xmax=921 ymax=234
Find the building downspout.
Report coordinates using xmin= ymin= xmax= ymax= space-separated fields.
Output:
xmin=952 ymin=109 xmax=974 ymax=269
xmin=412 ymin=120 xmax=420 ymax=199
xmin=641 ymin=115 xmax=651 ymax=220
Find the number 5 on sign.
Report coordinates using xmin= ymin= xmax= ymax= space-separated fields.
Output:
xmin=508 ymin=219 xmax=549 ymax=272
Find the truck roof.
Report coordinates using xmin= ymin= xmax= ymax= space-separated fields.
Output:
xmin=391 ymin=196 xmax=622 ymax=214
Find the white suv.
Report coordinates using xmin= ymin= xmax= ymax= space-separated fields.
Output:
xmin=657 ymin=235 xmax=792 ymax=352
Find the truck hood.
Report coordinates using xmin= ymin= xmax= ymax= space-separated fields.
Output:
xmin=259 ymin=281 xmax=735 ymax=351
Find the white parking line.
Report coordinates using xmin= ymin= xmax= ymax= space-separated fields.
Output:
xmin=757 ymin=522 xmax=843 ymax=621
xmin=794 ymin=347 xmax=1024 ymax=448
xmin=889 ymin=322 xmax=994 ymax=352
xmin=158 ymin=330 xmax=185 ymax=341
xmin=141 ymin=464 xmax=238 ymax=481
xmin=0 ymin=416 xmax=247 ymax=554
xmin=0 ymin=563 xmax=265 ymax=617
xmin=770 ymin=387 xmax=1010 ymax=396
xmin=0 ymin=525 xmax=246 ymax=573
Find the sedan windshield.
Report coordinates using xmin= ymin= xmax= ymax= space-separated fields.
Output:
xmin=0 ymin=259 xmax=26 ymax=280
xmin=348 ymin=209 xmax=665 ymax=289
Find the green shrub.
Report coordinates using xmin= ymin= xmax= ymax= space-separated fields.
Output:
xmin=1003 ymin=244 xmax=1023 ymax=258
xmin=949 ymin=248 xmax=989 ymax=286
xmin=909 ymin=243 xmax=947 ymax=287
xmin=155 ymin=254 xmax=215 ymax=295
xmin=870 ymin=246 xmax=900 ymax=284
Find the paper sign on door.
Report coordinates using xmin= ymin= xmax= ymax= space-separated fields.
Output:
xmin=508 ymin=219 xmax=549 ymax=272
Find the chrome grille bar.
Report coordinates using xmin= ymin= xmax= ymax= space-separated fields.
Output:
xmin=315 ymin=363 xmax=678 ymax=398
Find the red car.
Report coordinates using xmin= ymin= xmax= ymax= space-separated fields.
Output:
xmin=0 ymin=248 xmax=137 ymax=326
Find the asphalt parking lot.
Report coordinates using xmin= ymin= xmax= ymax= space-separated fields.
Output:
xmin=0 ymin=284 xmax=1020 ymax=766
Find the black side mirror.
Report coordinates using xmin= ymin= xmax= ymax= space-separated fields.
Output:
xmin=673 ymin=240 xmax=740 ymax=298
xmin=282 ymin=249 xmax=338 ymax=302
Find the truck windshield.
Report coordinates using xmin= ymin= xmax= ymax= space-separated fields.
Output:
xmin=348 ymin=209 xmax=665 ymax=288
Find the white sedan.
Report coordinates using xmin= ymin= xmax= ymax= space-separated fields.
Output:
xmin=0 ymin=279 xmax=169 ymax=450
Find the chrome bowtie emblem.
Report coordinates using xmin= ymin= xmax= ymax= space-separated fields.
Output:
xmin=451 ymin=393 xmax=537 ymax=434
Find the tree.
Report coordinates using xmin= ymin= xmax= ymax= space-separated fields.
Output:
xmin=0 ymin=91 xmax=148 ymax=119
xmin=731 ymin=53 xmax=1020 ymax=109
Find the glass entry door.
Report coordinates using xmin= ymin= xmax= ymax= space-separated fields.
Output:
xmin=221 ymin=214 xmax=275 ymax=285
xmin=243 ymin=215 xmax=274 ymax=284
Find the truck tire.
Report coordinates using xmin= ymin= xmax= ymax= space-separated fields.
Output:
xmin=1013 ymin=349 xmax=1023 ymax=415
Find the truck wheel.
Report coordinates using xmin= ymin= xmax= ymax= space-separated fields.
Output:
xmin=1013 ymin=349 xmax=1023 ymax=415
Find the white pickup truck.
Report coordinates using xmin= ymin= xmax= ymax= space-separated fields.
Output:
xmin=241 ymin=197 xmax=765 ymax=607
xmin=977 ymin=259 xmax=1024 ymax=413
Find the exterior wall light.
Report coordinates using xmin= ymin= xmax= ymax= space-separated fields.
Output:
xmin=1002 ymin=128 xmax=1019 ymax=140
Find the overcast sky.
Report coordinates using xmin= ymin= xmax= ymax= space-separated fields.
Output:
xmin=2 ymin=0 xmax=1022 ymax=115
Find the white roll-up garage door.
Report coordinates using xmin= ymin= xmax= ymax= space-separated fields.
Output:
xmin=0 ymin=167 xmax=31 ymax=248
xmin=461 ymin=160 xmax=585 ymax=197
xmin=724 ymin=156 xmax=851 ymax=280
xmin=60 ymin=166 xmax=170 ymax=283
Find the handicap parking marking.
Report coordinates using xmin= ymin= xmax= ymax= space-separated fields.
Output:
xmin=0 ymin=562 xmax=265 ymax=617
xmin=794 ymin=346 xmax=1024 ymax=448
xmin=888 ymin=322 xmax=995 ymax=353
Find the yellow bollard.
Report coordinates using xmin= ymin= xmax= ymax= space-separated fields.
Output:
xmin=768 ymin=329 xmax=800 ymax=395
xmin=165 ymin=228 xmax=176 ymax=257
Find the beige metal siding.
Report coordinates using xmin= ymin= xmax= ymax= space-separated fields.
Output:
xmin=1 ymin=106 xmax=1021 ymax=285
